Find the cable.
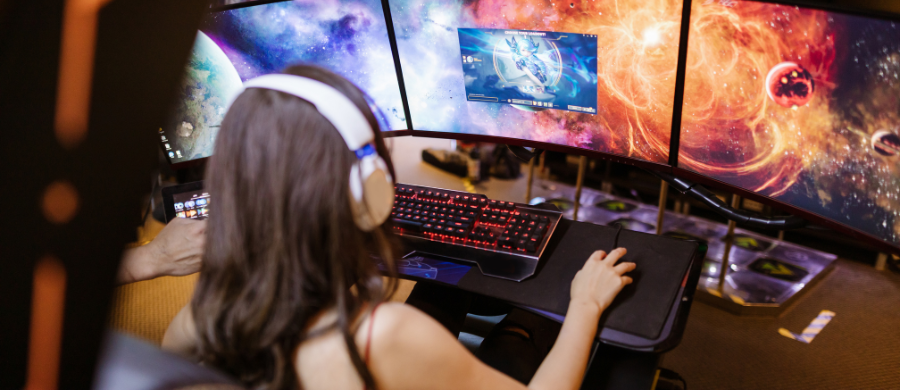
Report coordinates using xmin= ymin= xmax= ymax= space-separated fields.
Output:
xmin=613 ymin=225 xmax=623 ymax=249
xmin=650 ymin=170 xmax=807 ymax=230
xmin=506 ymin=145 xmax=544 ymax=162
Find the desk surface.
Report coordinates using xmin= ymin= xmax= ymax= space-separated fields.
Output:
xmin=386 ymin=136 xmax=534 ymax=203
xmin=390 ymin=218 xmax=701 ymax=352
xmin=386 ymin=136 xmax=703 ymax=351
xmin=457 ymin=219 xmax=698 ymax=340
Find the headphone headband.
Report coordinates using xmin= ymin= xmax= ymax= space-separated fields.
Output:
xmin=226 ymin=73 xmax=395 ymax=232
xmin=230 ymin=74 xmax=375 ymax=151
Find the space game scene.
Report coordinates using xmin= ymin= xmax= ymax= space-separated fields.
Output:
xmin=678 ymin=0 xmax=900 ymax=246
xmin=163 ymin=0 xmax=406 ymax=164
xmin=458 ymin=28 xmax=599 ymax=115
xmin=389 ymin=0 xmax=685 ymax=164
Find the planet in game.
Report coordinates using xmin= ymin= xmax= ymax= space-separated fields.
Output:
xmin=765 ymin=62 xmax=815 ymax=108
xmin=872 ymin=130 xmax=900 ymax=157
xmin=166 ymin=31 xmax=243 ymax=161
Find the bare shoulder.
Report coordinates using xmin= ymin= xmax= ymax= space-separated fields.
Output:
xmin=370 ymin=302 xmax=437 ymax=331
xmin=366 ymin=302 xmax=524 ymax=390
xmin=162 ymin=304 xmax=198 ymax=356
xmin=366 ymin=302 xmax=450 ymax=348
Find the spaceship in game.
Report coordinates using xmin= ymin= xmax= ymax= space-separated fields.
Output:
xmin=506 ymin=35 xmax=549 ymax=84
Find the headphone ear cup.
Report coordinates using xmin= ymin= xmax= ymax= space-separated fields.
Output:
xmin=350 ymin=157 xmax=395 ymax=232
xmin=363 ymin=168 xmax=395 ymax=228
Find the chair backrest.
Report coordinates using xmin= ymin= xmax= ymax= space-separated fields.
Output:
xmin=93 ymin=331 xmax=244 ymax=390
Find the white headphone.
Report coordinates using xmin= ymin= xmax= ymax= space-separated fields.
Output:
xmin=227 ymin=74 xmax=395 ymax=231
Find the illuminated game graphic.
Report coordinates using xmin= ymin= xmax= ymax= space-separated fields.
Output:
xmin=679 ymin=1 xmax=900 ymax=246
xmin=596 ymin=200 xmax=638 ymax=213
xmin=389 ymin=0 xmax=685 ymax=164
xmin=458 ymin=28 xmax=598 ymax=114
xmin=164 ymin=0 xmax=406 ymax=164
xmin=749 ymin=257 xmax=809 ymax=282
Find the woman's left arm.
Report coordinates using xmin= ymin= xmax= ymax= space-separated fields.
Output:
xmin=162 ymin=304 xmax=198 ymax=356
xmin=117 ymin=218 xmax=206 ymax=285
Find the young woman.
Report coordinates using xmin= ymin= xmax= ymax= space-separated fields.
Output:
xmin=162 ymin=65 xmax=636 ymax=390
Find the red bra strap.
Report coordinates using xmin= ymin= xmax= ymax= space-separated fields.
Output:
xmin=364 ymin=303 xmax=381 ymax=363
xmin=363 ymin=303 xmax=382 ymax=390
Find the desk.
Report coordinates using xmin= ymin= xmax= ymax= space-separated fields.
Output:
xmin=386 ymin=217 xmax=705 ymax=352
xmin=386 ymin=137 xmax=704 ymax=389
xmin=385 ymin=217 xmax=704 ymax=390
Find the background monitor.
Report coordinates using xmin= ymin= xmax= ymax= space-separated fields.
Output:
xmin=162 ymin=0 xmax=408 ymax=166
xmin=387 ymin=0 xmax=687 ymax=166
xmin=677 ymin=0 xmax=900 ymax=251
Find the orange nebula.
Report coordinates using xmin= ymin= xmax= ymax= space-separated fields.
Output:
xmin=464 ymin=0 xmax=684 ymax=162
xmin=679 ymin=2 xmax=837 ymax=196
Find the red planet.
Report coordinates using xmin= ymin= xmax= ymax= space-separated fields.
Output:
xmin=765 ymin=62 xmax=815 ymax=108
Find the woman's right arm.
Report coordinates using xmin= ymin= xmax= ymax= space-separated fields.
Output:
xmin=370 ymin=248 xmax=634 ymax=390
xmin=528 ymin=248 xmax=634 ymax=390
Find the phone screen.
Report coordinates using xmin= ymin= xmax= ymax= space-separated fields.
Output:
xmin=172 ymin=190 xmax=210 ymax=220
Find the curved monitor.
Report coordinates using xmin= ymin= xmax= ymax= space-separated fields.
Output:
xmin=387 ymin=0 xmax=687 ymax=167
xmin=161 ymin=0 xmax=407 ymax=166
xmin=677 ymin=0 xmax=900 ymax=252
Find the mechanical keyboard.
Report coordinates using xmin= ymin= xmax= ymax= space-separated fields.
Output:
xmin=391 ymin=184 xmax=563 ymax=281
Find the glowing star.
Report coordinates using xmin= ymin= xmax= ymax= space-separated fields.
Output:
xmin=642 ymin=27 xmax=662 ymax=47
xmin=872 ymin=130 xmax=900 ymax=157
xmin=765 ymin=62 xmax=815 ymax=108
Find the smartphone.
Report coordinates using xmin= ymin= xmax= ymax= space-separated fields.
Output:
xmin=161 ymin=181 xmax=209 ymax=222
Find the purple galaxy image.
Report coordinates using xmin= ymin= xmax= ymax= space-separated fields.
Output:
xmin=165 ymin=0 xmax=406 ymax=164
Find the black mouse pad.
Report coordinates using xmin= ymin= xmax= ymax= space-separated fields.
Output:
xmin=457 ymin=219 xmax=697 ymax=340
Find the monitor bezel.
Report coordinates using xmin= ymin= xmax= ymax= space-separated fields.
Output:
xmin=407 ymin=129 xmax=673 ymax=171
xmin=747 ymin=0 xmax=900 ymax=21
xmin=675 ymin=0 xmax=900 ymax=255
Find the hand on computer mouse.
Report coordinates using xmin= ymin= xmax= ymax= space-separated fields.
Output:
xmin=569 ymin=248 xmax=635 ymax=315
xmin=117 ymin=218 xmax=207 ymax=284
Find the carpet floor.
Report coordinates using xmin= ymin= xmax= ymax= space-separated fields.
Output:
xmin=665 ymin=260 xmax=900 ymax=390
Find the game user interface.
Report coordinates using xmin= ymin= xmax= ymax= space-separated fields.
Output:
xmin=173 ymin=191 xmax=211 ymax=220
xmin=458 ymin=28 xmax=598 ymax=114
xmin=162 ymin=0 xmax=407 ymax=164
xmin=678 ymin=0 xmax=900 ymax=247
xmin=388 ymin=0 xmax=685 ymax=164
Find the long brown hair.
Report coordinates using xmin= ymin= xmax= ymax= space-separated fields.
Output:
xmin=191 ymin=65 xmax=399 ymax=389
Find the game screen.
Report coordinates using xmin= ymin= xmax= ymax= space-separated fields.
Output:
xmin=458 ymin=28 xmax=598 ymax=114
xmin=678 ymin=1 xmax=900 ymax=247
xmin=388 ymin=0 xmax=685 ymax=164
xmin=173 ymin=191 xmax=211 ymax=220
xmin=162 ymin=0 xmax=407 ymax=164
